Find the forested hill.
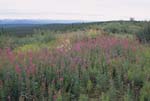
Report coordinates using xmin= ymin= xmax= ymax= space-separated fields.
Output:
xmin=0 ymin=20 xmax=149 ymax=36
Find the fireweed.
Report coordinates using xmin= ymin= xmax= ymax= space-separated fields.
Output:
xmin=0 ymin=35 xmax=149 ymax=101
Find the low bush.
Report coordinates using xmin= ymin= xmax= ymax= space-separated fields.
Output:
xmin=136 ymin=23 xmax=150 ymax=43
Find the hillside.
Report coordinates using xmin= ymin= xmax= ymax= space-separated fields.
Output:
xmin=0 ymin=21 xmax=150 ymax=100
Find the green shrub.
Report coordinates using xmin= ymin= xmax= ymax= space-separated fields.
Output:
xmin=140 ymin=82 xmax=150 ymax=101
xmin=79 ymin=94 xmax=88 ymax=101
xmin=136 ymin=23 xmax=150 ymax=43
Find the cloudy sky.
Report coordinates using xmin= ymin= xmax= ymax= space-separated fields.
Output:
xmin=0 ymin=0 xmax=149 ymax=21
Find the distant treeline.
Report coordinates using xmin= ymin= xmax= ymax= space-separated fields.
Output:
xmin=0 ymin=21 xmax=149 ymax=36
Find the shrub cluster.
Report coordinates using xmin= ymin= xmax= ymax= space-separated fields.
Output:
xmin=136 ymin=23 xmax=150 ymax=43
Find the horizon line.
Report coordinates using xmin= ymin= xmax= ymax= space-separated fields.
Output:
xmin=0 ymin=18 xmax=149 ymax=22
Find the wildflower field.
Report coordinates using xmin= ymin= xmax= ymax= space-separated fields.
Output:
xmin=0 ymin=22 xmax=150 ymax=101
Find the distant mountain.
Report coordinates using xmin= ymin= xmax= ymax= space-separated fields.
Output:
xmin=0 ymin=19 xmax=85 ymax=24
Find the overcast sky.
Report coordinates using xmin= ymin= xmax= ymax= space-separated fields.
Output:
xmin=0 ymin=0 xmax=150 ymax=21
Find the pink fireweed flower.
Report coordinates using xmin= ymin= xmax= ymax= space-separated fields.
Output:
xmin=74 ymin=43 xmax=81 ymax=51
xmin=58 ymin=48 xmax=64 ymax=53
xmin=15 ymin=64 xmax=21 ymax=75
xmin=122 ymin=39 xmax=129 ymax=49
xmin=17 ymin=52 xmax=26 ymax=66
xmin=6 ymin=48 xmax=15 ymax=64
xmin=18 ymin=52 xmax=25 ymax=60
xmin=59 ymin=77 xmax=64 ymax=82
xmin=53 ymin=95 xmax=57 ymax=101
xmin=26 ymin=63 xmax=36 ymax=76
xmin=28 ymin=51 xmax=33 ymax=62
xmin=30 ymin=63 xmax=36 ymax=74
xmin=131 ymin=46 xmax=137 ymax=52
xmin=72 ymin=57 xmax=82 ymax=64
xmin=25 ymin=51 xmax=36 ymax=76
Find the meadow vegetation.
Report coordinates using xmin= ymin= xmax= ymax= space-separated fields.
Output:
xmin=0 ymin=21 xmax=150 ymax=101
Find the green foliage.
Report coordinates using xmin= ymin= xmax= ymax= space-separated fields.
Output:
xmin=123 ymin=88 xmax=134 ymax=101
xmin=79 ymin=94 xmax=88 ymax=101
xmin=136 ymin=23 xmax=150 ymax=43
xmin=0 ymin=30 xmax=56 ymax=49
xmin=0 ymin=21 xmax=150 ymax=100
xmin=128 ymin=67 xmax=145 ymax=87
xmin=101 ymin=21 xmax=143 ymax=34
xmin=140 ymin=82 xmax=150 ymax=101
xmin=101 ymin=92 xmax=110 ymax=101
xmin=0 ymin=21 xmax=148 ymax=49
